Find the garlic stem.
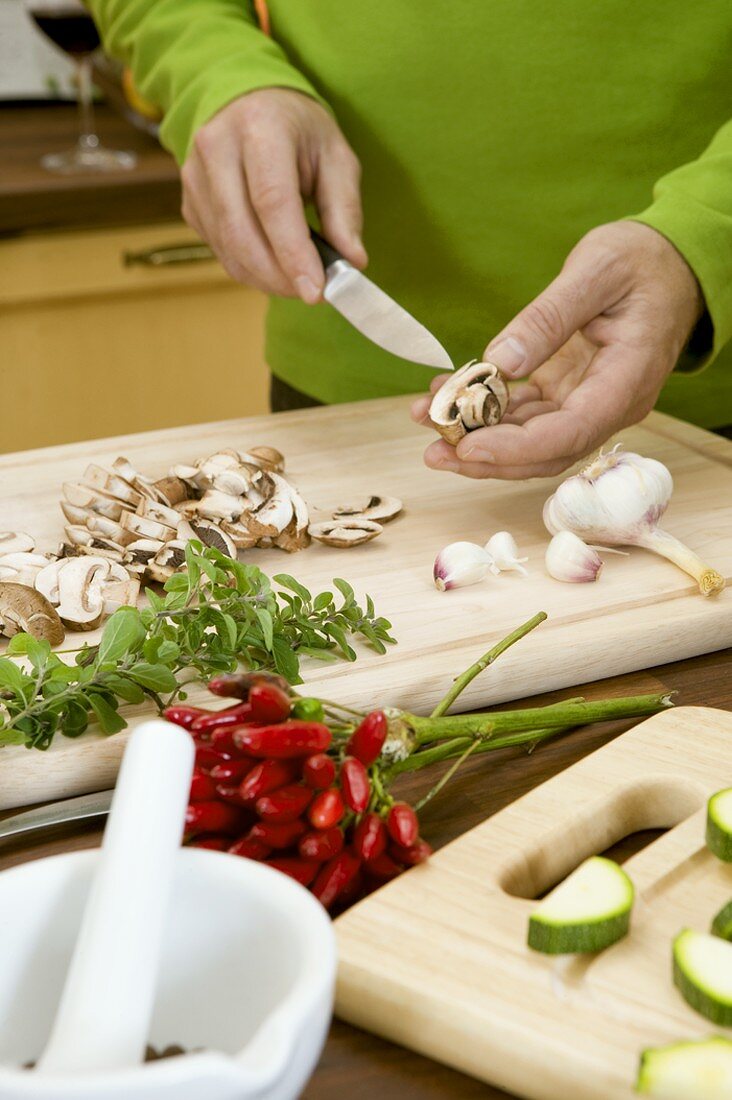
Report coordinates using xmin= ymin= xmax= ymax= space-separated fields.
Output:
xmin=634 ymin=529 xmax=725 ymax=597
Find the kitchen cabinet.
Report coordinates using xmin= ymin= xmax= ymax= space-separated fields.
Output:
xmin=0 ymin=221 xmax=268 ymax=452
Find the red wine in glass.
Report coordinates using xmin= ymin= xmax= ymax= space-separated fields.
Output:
xmin=25 ymin=0 xmax=136 ymax=174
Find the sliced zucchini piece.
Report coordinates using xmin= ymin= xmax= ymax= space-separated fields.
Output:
xmin=673 ymin=929 xmax=732 ymax=1025
xmin=637 ymin=1037 xmax=732 ymax=1098
xmin=713 ymin=902 xmax=732 ymax=942
xmin=707 ymin=788 xmax=732 ymax=861
xmin=527 ymin=855 xmax=634 ymax=955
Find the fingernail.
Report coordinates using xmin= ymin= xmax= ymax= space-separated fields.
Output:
xmin=294 ymin=275 xmax=321 ymax=305
xmin=486 ymin=336 xmax=526 ymax=376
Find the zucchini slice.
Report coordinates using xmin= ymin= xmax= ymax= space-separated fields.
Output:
xmin=673 ymin=929 xmax=732 ymax=1025
xmin=527 ymin=856 xmax=634 ymax=955
xmin=637 ymin=1037 xmax=732 ymax=1098
xmin=713 ymin=902 xmax=732 ymax=942
xmin=707 ymin=788 xmax=732 ymax=861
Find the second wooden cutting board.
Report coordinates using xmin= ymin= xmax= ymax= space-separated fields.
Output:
xmin=0 ymin=396 xmax=729 ymax=810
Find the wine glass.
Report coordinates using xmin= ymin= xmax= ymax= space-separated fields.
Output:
xmin=25 ymin=0 xmax=137 ymax=174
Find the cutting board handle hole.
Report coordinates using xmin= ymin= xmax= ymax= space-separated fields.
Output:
xmin=498 ymin=776 xmax=703 ymax=900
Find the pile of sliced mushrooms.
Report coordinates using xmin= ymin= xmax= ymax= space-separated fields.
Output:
xmin=0 ymin=446 xmax=402 ymax=644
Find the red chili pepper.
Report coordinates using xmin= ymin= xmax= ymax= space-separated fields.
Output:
xmin=191 ymin=702 xmax=254 ymax=733
xmin=298 ymin=827 xmax=344 ymax=862
xmin=239 ymin=759 xmax=300 ymax=803
xmin=234 ymin=720 xmax=331 ymax=759
xmin=185 ymin=801 xmax=243 ymax=836
xmin=387 ymin=802 xmax=419 ymax=848
xmin=188 ymin=834 xmax=229 ymax=851
xmin=189 ymin=770 xmax=218 ymax=802
xmin=207 ymin=671 xmax=289 ymax=700
xmin=334 ymin=867 xmax=365 ymax=910
xmin=249 ymin=819 xmax=307 ymax=849
xmin=228 ymin=835 xmax=272 ymax=860
xmin=248 ymin=681 xmax=291 ymax=723
xmin=366 ymin=852 xmax=403 ymax=881
xmin=255 ymin=784 xmax=312 ymax=824
xmin=340 ymin=756 xmax=371 ymax=813
xmin=208 ymin=726 xmax=253 ymax=757
xmin=312 ymin=851 xmax=362 ymax=909
xmin=163 ymin=705 xmax=207 ymax=730
xmin=194 ymin=745 xmax=233 ymax=772
xmin=302 ymin=753 xmax=336 ymax=790
xmin=308 ymin=788 xmax=345 ymax=830
xmin=389 ymin=838 xmax=433 ymax=866
xmin=346 ymin=710 xmax=387 ymax=766
xmin=210 ymin=759 xmax=254 ymax=783
xmin=265 ymin=856 xmax=318 ymax=887
xmin=214 ymin=783 xmax=250 ymax=807
xmin=353 ymin=813 xmax=388 ymax=862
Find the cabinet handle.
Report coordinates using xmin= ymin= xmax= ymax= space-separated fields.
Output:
xmin=123 ymin=242 xmax=215 ymax=267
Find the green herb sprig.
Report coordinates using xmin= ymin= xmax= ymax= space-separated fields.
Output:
xmin=0 ymin=543 xmax=395 ymax=750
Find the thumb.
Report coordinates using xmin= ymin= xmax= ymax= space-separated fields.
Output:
xmin=315 ymin=143 xmax=368 ymax=268
xmin=484 ymin=264 xmax=615 ymax=380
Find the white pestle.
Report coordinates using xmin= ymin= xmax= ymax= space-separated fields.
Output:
xmin=37 ymin=719 xmax=194 ymax=1074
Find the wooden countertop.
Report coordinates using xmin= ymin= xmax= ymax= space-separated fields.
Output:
xmin=1 ymin=651 xmax=730 ymax=1098
xmin=0 ymin=102 xmax=180 ymax=235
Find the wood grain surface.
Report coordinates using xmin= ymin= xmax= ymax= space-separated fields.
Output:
xmin=0 ymin=102 xmax=179 ymax=233
xmin=0 ymin=396 xmax=729 ymax=810
xmin=0 ymin=649 xmax=729 ymax=1100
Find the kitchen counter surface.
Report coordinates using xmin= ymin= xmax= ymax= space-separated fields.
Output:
xmin=0 ymin=102 xmax=180 ymax=235
xmin=1 ymin=648 xmax=729 ymax=1098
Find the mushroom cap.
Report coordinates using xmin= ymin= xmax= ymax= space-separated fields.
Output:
xmin=247 ymin=473 xmax=295 ymax=537
xmin=332 ymin=495 xmax=403 ymax=524
xmin=55 ymin=557 xmax=109 ymax=630
xmin=190 ymin=521 xmax=237 ymax=558
xmin=429 ymin=360 xmax=509 ymax=445
xmin=196 ymin=489 xmax=246 ymax=523
xmin=153 ymin=476 xmax=189 ymax=507
xmin=246 ymin=446 xmax=285 ymax=473
xmin=0 ymin=532 xmax=35 ymax=555
xmin=0 ymin=582 xmax=65 ymax=645
xmin=308 ymin=519 xmax=383 ymax=548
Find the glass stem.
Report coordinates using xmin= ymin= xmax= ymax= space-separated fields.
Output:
xmin=76 ymin=57 xmax=98 ymax=151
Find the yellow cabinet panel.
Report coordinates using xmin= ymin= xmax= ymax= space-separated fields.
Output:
xmin=1 ymin=222 xmax=268 ymax=452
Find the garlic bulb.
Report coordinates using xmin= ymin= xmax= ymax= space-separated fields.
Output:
xmin=545 ymin=531 xmax=602 ymax=583
xmin=433 ymin=542 xmax=491 ymax=591
xmin=544 ymin=447 xmax=724 ymax=597
xmin=485 ymin=531 xmax=528 ymax=576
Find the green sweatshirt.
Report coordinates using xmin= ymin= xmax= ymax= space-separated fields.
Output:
xmin=89 ymin=0 xmax=732 ymax=427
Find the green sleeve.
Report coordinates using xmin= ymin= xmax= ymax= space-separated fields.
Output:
xmin=86 ymin=0 xmax=327 ymax=164
xmin=632 ymin=118 xmax=732 ymax=366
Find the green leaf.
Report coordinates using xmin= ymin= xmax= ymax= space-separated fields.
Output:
xmin=97 ymin=608 xmax=146 ymax=666
xmin=272 ymin=635 xmax=301 ymax=683
xmin=102 ymin=674 xmax=145 ymax=705
xmin=88 ymin=693 xmax=126 ymax=735
xmin=255 ymin=608 xmax=274 ymax=651
xmin=313 ymin=592 xmax=334 ymax=611
xmin=0 ymin=658 xmax=29 ymax=695
xmin=127 ymin=663 xmax=178 ymax=694
xmin=333 ymin=578 xmax=355 ymax=604
xmin=7 ymin=633 xmax=50 ymax=670
xmin=273 ymin=574 xmax=312 ymax=604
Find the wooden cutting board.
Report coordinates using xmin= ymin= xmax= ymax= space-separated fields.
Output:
xmin=0 ymin=398 xmax=730 ymax=810
xmin=334 ymin=706 xmax=732 ymax=1100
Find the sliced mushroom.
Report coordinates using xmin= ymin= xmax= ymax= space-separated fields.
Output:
xmin=220 ymin=520 xmax=259 ymax=550
xmin=62 ymin=483 xmax=131 ymax=521
xmin=136 ymin=498 xmax=181 ymax=528
xmin=308 ymin=519 xmax=383 ymax=548
xmin=0 ymin=552 xmax=51 ymax=587
xmin=0 ymin=582 xmax=65 ymax=645
xmin=35 ymin=559 xmax=65 ymax=605
xmin=148 ymin=540 xmax=188 ymax=584
xmin=0 ymin=532 xmax=35 ymax=555
xmin=101 ymin=563 xmax=140 ymax=615
xmin=190 ymin=521 xmax=236 ymax=558
xmin=64 ymin=525 xmax=94 ymax=547
xmin=212 ymin=464 xmax=260 ymax=497
xmin=196 ymin=489 xmax=246 ymax=523
xmin=274 ymin=485 xmax=310 ymax=552
xmin=85 ymin=514 xmax=135 ymax=546
xmin=247 ymin=473 xmax=294 ymax=538
xmin=153 ymin=476 xmax=189 ymax=506
xmin=82 ymin=464 xmax=143 ymax=508
xmin=428 ymin=360 xmax=509 ymax=445
xmin=246 ymin=446 xmax=285 ymax=473
xmin=125 ymin=538 xmax=163 ymax=565
xmin=332 ymin=495 xmax=403 ymax=524
xmin=120 ymin=511 xmax=176 ymax=543
xmin=55 ymin=557 xmax=109 ymax=631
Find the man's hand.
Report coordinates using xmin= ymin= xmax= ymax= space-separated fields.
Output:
xmin=181 ymin=88 xmax=366 ymax=302
xmin=411 ymin=221 xmax=704 ymax=479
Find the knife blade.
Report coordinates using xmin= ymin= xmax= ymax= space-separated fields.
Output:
xmin=310 ymin=229 xmax=454 ymax=372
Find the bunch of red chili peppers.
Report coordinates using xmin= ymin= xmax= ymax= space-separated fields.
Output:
xmin=164 ymin=672 xmax=431 ymax=912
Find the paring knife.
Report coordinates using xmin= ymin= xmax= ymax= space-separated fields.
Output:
xmin=0 ymin=789 xmax=114 ymax=841
xmin=310 ymin=228 xmax=454 ymax=372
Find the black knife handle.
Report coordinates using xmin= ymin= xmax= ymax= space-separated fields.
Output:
xmin=310 ymin=227 xmax=343 ymax=269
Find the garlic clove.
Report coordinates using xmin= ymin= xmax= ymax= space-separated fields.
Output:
xmin=545 ymin=531 xmax=603 ymax=584
xmin=433 ymin=541 xmax=491 ymax=591
xmin=485 ymin=531 xmax=529 ymax=576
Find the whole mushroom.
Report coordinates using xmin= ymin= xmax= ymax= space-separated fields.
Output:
xmin=0 ymin=583 xmax=65 ymax=645
xmin=429 ymin=360 xmax=509 ymax=445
